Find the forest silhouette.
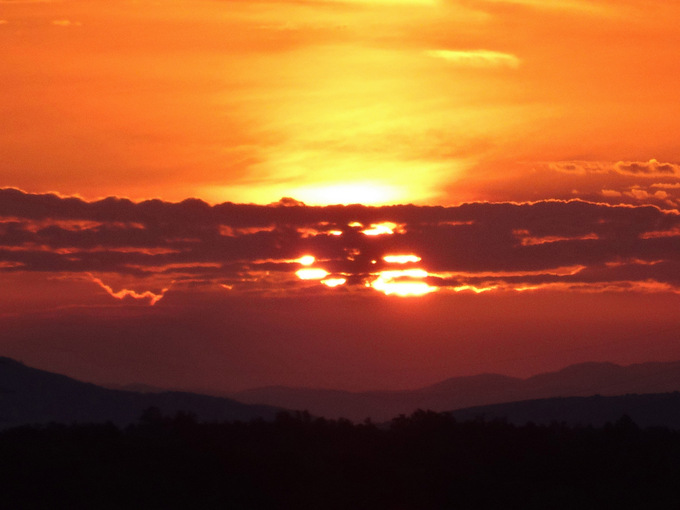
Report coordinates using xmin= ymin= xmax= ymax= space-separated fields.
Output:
xmin=2 ymin=409 xmax=680 ymax=509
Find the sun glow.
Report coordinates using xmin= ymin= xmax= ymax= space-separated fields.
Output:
xmin=453 ymin=285 xmax=496 ymax=294
xmin=370 ymin=268 xmax=437 ymax=296
xmin=297 ymin=255 xmax=316 ymax=266
xmin=362 ymin=222 xmax=398 ymax=236
xmin=287 ymin=183 xmax=406 ymax=206
xmin=322 ymin=278 xmax=347 ymax=288
xmin=383 ymin=254 xmax=422 ymax=264
xmin=296 ymin=268 xmax=330 ymax=280
xmin=379 ymin=269 xmax=429 ymax=279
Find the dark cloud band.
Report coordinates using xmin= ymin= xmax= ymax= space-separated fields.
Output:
xmin=2 ymin=188 xmax=679 ymax=299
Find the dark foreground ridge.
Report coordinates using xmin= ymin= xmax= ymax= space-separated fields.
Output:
xmin=2 ymin=409 xmax=680 ymax=509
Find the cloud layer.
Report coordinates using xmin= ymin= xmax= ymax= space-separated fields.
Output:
xmin=2 ymin=188 xmax=679 ymax=304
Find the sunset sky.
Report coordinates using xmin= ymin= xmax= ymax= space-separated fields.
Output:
xmin=1 ymin=0 xmax=679 ymax=392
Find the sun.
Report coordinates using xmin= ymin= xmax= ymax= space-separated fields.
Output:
xmin=287 ymin=182 xmax=408 ymax=206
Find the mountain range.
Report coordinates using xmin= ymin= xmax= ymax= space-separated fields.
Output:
xmin=450 ymin=392 xmax=680 ymax=428
xmin=0 ymin=356 xmax=279 ymax=429
xmin=4 ymin=356 xmax=680 ymax=429
xmin=230 ymin=360 xmax=680 ymax=421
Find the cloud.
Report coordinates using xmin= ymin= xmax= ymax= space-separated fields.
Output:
xmin=615 ymin=159 xmax=679 ymax=176
xmin=88 ymin=274 xmax=169 ymax=305
xmin=624 ymin=187 xmax=671 ymax=201
xmin=2 ymin=188 xmax=680 ymax=300
xmin=543 ymin=160 xmax=680 ymax=209
xmin=551 ymin=159 xmax=680 ymax=177
xmin=426 ymin=49 xmax=521 ymax=68
xmin=549 ymin=161 xmax=608 ymax=174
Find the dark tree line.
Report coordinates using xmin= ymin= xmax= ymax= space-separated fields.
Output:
xmin=2 ymin=409 xmax=680 ymax=509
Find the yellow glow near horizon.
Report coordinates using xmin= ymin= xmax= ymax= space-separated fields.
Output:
xmin=336 ymin=0 xmax=438 ymax=5
xmin=200 ymin=158 xmax=456 ymax=205
xmin=297 ymin=255 xmax=315 ymax=266
xmin=289 ymin=183 xmax=406 ymax=206
xmin=296 ymin=268 xmax=329 ymax=280
xmin=383 ymin=254 xmax=422 ymax=264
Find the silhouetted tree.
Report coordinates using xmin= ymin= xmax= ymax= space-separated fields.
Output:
xmin=2 ymin=410 xmax=680 ymax=509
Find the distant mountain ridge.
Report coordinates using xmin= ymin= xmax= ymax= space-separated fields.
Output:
xmin=5 ymin=356 xmax=680 ymax=428
xmin=231 ymin=361 xmax=680 ymax=421
xmin=451 ymin=392 xmax=680 ymax=429
xmin=0 ymin=357 xmax=280 ymax=429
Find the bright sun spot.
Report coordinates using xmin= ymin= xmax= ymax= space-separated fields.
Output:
xmin=362 ymin=222 xmax=397 ymax=236
xmin=297 ymin=255 xmax=315 ymax=266
xmin=370 ymin=268 xmax=437 ymax=297
xmin=383 ymin=254 xmax=422 ymax=264
xmin=288 ymin=183 xmax=406 ymax=206
xmin=380 ymin=269 xmax=429 ymax=279
xmin=296 ymin=268 xmax=330 ymax=280
xmin=322 ymin=278 xmax=347 ymax=288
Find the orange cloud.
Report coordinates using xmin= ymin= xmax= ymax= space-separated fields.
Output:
xmin=551 ymin=160 xmax=680 ymax=178
xmin=615 ymin=160 xmax=679 ymax=177
xmin=88 ymin=275 xmax=169 ymax=305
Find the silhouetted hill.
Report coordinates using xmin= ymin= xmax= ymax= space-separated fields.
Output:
xmin=7 ymin=410 xmax=680 ymax=509
xmin=451 ymin=392 xmax=680 ymax=428
xmin=103 ymin=382 xmax=168 ymax=393
xmin=0 ymin=357 xmax=279 ymax=428
xmin=231 ymin=361 xmax=680 ymax=421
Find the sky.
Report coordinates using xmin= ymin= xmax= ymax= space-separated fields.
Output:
xmin=1 ymin=0 xmax=679 ymax=392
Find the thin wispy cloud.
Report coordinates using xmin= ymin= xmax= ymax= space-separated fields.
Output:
xmin=551 ymin=160 xmax=680 ymax=177
xmin=426 ymin=49 xmax=520 ymax=68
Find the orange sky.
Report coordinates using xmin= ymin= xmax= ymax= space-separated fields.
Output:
xmin=2 ymin=0 xmax=679 ymax=207
xmin=1 ymin=0 xmax=680 ymax=392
